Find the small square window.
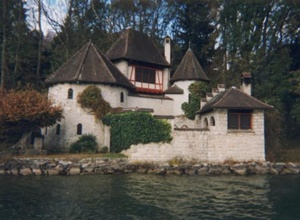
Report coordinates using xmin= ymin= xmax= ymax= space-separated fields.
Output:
xmin=228 ymin=110 xmax=252 ymax=130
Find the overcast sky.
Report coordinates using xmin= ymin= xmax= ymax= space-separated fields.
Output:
xmin=26 ymin=0 xmax=67 ymax=34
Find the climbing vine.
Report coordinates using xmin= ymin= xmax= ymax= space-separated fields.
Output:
xmin=103 ymin=112 xmax=172 ymax=153
xmin=77 ymin=86 xmax=112 ymax=120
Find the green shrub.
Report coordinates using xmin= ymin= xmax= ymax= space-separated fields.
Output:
xmin=103 ymin=112 xmax=172 ymax=153
xmin=99 ymin=146 xmax=108 ymax=153
xmin=70 ymin=134 xmax=98 ymax=153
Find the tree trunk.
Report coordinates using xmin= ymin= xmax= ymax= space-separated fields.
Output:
xmin=36 ymin=0 xmax=43 ymax=82
xmin=1 ymin=0 xmax=8 ymax=90
xmin=13 ymin=0 xmax=24 ymax=89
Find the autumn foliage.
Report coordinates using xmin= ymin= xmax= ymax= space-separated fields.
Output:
xmin=0 ymin=89 xmax=63 ymax=134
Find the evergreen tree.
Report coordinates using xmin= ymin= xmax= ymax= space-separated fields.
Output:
xmin=171 ymin=0 xmax=215 ymax=72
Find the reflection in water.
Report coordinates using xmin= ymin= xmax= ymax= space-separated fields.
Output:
xmin=127 ymin=175 xmax=273 ymax=219
xmin=0 ymin=174 xmax=298 ymax=219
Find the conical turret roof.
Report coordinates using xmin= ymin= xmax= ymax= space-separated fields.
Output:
xmin=45 ymin=41 xmax=135 ymax=90
xmin=170 ymin=48 xmax=209 ymax=82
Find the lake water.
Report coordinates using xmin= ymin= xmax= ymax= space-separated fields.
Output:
xmin=0 ymin=174 xmax=300 ymax=220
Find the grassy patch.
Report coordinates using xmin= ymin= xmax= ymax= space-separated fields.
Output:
xmin=14 ymin=153 xmax=127 ymax=160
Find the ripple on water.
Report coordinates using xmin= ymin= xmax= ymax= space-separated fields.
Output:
xmin=0 ymin=174 xmax=299 ymax=219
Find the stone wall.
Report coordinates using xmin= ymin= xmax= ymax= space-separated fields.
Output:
xmin=1 ymin=157 xmax=300 ymax=176
xmin=123 ymin=110 xmax=266 ymax=163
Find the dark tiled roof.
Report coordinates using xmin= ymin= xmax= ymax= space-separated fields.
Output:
xmin=164 ymin=84 xmax=184 ymax=94
xmin=170 ymin=48 xmax=209 ymax=82
xmin=105 ymin=28 xmax=169 ymax=67
xmin=45 ymin=42 xmax=135 ymax=90
xmin=198 ymin=87 xmax=273 ymax=114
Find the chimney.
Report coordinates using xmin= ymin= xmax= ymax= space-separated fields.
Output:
xmin=164 ymin=36 xmax=171 ymax=64
xmin=200 ymin=98 xmax=207 ymax=109
xmin=206 ymin=93 xmax=213 ymax=102
xmin=212 ymin=88 xmax=219 ymax=97
xmin=217 ymin=84 xmax=226 ymax=92
xmin=241 ymin=72 xmax=252 ymax=96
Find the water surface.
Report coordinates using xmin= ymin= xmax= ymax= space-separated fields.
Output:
xmin=0 ymin=174 xmax=300 ymax=219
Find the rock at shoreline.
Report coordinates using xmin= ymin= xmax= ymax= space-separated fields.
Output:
xmin=1 ymin=157 xmax=300 ymax=177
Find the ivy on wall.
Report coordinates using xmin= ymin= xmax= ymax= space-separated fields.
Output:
xmin=103 ymin=112 xmax=172 ymax=153
xmin=77 ymin=86 xmax=112 ymax=120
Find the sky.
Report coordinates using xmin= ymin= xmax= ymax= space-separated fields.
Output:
xmin=26 ymin=0 xmax=68 ymax=35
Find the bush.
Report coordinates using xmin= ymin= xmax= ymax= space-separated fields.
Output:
xmin=98 ymin=146 xmax=108 ymax=153
xmin=70 ymin=134 xmax=98 ymax=153
xmin=103 ymin=112 xmax=172 ymax=153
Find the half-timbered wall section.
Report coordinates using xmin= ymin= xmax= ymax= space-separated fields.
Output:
xmin=129 ymin=65 xmax=164 ymax=93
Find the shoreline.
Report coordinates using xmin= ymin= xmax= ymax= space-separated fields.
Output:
xmin=1 ymin=157 xmax=300 ymax=176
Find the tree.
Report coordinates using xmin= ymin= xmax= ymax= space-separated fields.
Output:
xmin=1 ymin=0 xmax=8 ymax=90
xmin=0 ymin=89 xmax=63 ymax=136
xmin=171 ymin=0 xmax=215 ymax=71
xmin=110 ymin=0 xmax=174 ymax=39
xmin=181 ymin=82 xmax=210 ymax=120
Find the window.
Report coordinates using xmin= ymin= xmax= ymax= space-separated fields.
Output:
xmin=68 ymin=88 xmax=73 ymax=99
xmin=120 ymin=92 xmax=124 ymax=103
xmin=204 ymin=118 xmax=208 ymax=129
xmin=228 ymin=110 xmax=252 ymax=130
xmin=210 ymin=116 xmax=215 ymax=126
xmin=135 ymin=67 xmax=156 ymax=84
xmin=77 ymin=123 xmax=82 ymax=135
xmin=56 ymin=124 xmax=61 ymax=135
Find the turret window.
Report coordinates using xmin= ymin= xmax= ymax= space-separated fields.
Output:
xmin=120 ymin=92 xmax=124 ymax=103
xmin=204 ymin=118 xmax=208 ymax=129
xmin=56 ymin=124 xmax=61 ymax=135
xmin=68 ymin=88 xmax=73 ymax=99
xmin=77 ymin=123 xmax=82 ymax=135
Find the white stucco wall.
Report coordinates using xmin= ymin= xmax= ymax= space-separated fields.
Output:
xmin=43 ymin=83 xmax=128 ymax=151
xmin=113 ymin=61 xmax=129 ymax=78
xmin=127 ymin=95 xmax=174 ymax=116
xmin=168 ymin=80 xmax=195 ymax=116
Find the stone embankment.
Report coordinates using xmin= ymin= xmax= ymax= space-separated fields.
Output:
xmin=1 ymin=157 xmax=300 ymax=176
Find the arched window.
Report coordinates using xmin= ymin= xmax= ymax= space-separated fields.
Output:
xmin=120 ymin=92 xmax=124 ymax=103
xmin=204 ymin=118 xmax=208 ymax=129
xmin=68 ymin=88 xmax=73 ymax=99
xmin=210 ymin=116 xmax=215 ymax=126
xmin=56 ymin=124 xmax=61 ymax=135
xmin=77 ymin=123 xmax=82 ymax=135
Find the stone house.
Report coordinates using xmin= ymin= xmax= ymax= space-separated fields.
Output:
xmin=43 ymin=28 xmax=272 ymax=162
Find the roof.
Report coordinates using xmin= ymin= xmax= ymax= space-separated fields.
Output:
xmin=198 ymin=87 xmax=273 ymax=114
xmin=45 ymin=41 xmax=135 ymax=90
xmin=105 ymin=28 xmax=169 ymax=67
xmin=164 ymin=84 xmax=184 ymax=94
xmin=170 ymin=48 xmax=209 ymax=82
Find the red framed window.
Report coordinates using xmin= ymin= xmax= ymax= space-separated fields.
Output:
xmin=135 ymin=67 xmax=156 ymax=84
xmin=228 ymin=110 xmax=252 ymax=129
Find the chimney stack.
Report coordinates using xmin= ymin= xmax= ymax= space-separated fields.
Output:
xmin=164 ymin=36 xmax=171 ymax=64
xmin=200 ymin=98 xmax=207 ymax=109
xmin=217 ymin=84 xmax=226 ymax=92
xmin=241 ymin=72 xmax=252 ymax=96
